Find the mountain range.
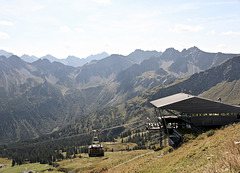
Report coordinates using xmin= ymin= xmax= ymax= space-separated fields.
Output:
xmin=0 ymin=49 xmax=109 ymax=67
xmin=56 ymin=54 xmax=240 ymax=142
xmin=0 ymin=47 xmax=239 ymax=144
xmin=38 ymin=52 xmax=109 ymax=67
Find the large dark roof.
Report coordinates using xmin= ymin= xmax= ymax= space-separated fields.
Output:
xmin=150 ymin=93 xmax=240 ymax=114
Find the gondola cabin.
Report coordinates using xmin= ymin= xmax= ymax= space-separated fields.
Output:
xmin=88 ymin=136 xmax=104 ymax=157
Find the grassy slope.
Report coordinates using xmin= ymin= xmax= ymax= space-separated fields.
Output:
xmin=109 ymin=123 xmax=240 ymax=173
xmin=58 ymin=150 xmax=150 ymax=173
xmin=200 ymin=80 xmax=240 ymax=104
xmin=0 ymin=159 xmax=54 ymax=173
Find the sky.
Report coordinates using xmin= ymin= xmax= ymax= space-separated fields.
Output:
xmin=0 ymin=0 xmax=240 ymax=59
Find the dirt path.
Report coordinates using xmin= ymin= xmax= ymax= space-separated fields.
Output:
xmin=108 ymin=151 xmax=154 ymax=172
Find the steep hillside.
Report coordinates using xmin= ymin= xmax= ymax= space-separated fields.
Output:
xmin=0 ymin=81 xmax=71 ymax=143
xmin=0 ymin=55 xmax=41 ymax=98
xmin=0 ymin=51 xmax=166 ymax=143
xmin=75 ymin=54 xmax=133 ymax=85
xmin=201 ymin=80 xmax=240 ymax=105
xmin=32 ymin=59 xmax=75 ymax=88
xmin=149 ymin=55 xmax=240 ymax=104
xmin=109 ymin=123 xmax=240 ymax=173
xmin=113 ymin=57 xmax=176 ymax=103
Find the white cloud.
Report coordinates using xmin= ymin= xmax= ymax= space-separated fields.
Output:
xmin=217 ymin=44 xmax=228 ymax=50
xmin=178 ymin=3 xmax=200 ymax=11
xmin=92 ymin=0 xmax=111 ymax=5
xmin=173 ymin=24 xmax=204 ymax=33
xmin=60 ymin=26 xmax=71 ymax=33
xmin=0 ymin=31 xmax=10 ymax=39
xmin=74 ymin=27 xmax=85 ymax=33
xmin=221 ymin=31 xmax=240 ymax=36
xmin=207 ymin=30 xmax=216 ymax=35
xmin=0 ymin=20 xmax=14 ymax=26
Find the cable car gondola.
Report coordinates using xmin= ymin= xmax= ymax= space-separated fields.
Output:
xmin=88 ymin=130 xmax=104 ymax=157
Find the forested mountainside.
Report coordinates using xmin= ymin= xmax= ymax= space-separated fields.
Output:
xmin=0 ymin=49 xmax=166 ymax=144
xmin=0 ymin=47 xmax=238 ymax=144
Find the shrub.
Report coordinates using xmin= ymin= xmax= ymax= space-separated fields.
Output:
xmin=196 ymin=134 xmax=205 ymax=140
xmin=163 ymin=146 xmax=174 ymax=154
xmin=53 ymin=162 xmax=60 ymax=168
xmin=206 ymin=130 xmax=215 ymax=137
xmin=168 ymin=146 xmax=174 ymax=153
xmin=183 ymin=134 xmax=197 ymax=142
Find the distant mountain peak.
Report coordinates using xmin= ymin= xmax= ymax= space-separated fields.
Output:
xmin=130 ymin=49 xmax=160 ymax=54
xmin=187 ymin=46 xmax=201 ymax=52
xmin=21 ymin=54 xmax=38 ymax=63
xmin=65 ymin=52 xmax=109 ymax=67
xmin=21 ymin=54 xmax=29 ymax=56
xmin=66 ymin=55 xmax=80 ymax=60
xmin=132 ymin=49 xmax=144 ymax=53
xmin=163 ymin=47 xmax=180 ymax=54
xmin=8 ymin=54 xmax=21 ymax=60
xmin=0 ymin=49 xmax=13 ymax=58
xmin=165 ymin=47 xmax=178 ymax=51
xmin=44 ymin=54 xmax=54 ymax=57
xmin=161 ymin=48 xmax=180 ymax=60
xmin=41 ymin=54 xmax=56 ymax=59
xmin=85 ymin=52 xmax=109 ymax=60
xmin=127 ymin=49 xmax=162 ymax=64
xmin=7 ymin=55 xmax=28 ymax=69
xmin=40 ymin=54 xmax=59 ymax=63
xmin=34 ymin=57 xmax=51 ymax=65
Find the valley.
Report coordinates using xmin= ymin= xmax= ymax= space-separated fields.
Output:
xmin=0 ymin=47 xmax=238 ymax=144
xmin=0 ymin=47 xmax=240 ymax=172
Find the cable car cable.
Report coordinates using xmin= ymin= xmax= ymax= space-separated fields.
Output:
xmin=19 ymin=119 xmax=144 ymax=146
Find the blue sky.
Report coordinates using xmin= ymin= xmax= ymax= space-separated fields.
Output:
xmin=0 ymin=0 xmax=240 ymax=59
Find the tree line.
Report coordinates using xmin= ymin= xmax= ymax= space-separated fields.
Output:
xmin=0 ymin=124 xmax=159 ymax=166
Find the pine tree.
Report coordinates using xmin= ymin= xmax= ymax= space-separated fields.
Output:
xmin=12 ymin=159 xmax=15 ymax=167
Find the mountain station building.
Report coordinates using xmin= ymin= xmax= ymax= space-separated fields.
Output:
xmin=147 ymin=93 xmax=240 ymax=147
